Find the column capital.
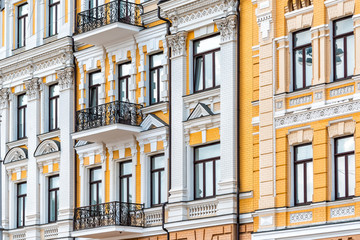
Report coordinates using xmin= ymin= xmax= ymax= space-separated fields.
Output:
xmin=25 ymin=77 xmax=41 ymax=101
xmin=57 ymin=67 xmax=74 ymax=91
xmin=0 ymin=87 xmax=10 ymax=109
xmin=214 ymin=14 xmax=237 ymax=43
xmin=166 ymin=31 xmax=188 ymax=58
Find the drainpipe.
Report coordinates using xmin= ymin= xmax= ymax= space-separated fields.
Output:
xmin=157 ymin=2 xmax=171 ymax=240
xmin=235 ymin=0 xmax=240 ymax=240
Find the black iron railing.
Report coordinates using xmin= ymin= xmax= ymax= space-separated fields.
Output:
xmin=74 ymin=202 xmax=145 ymax=231
xmin=76 ymin=0 xmax=144 ymax=34
xmin=75 ymin=101 xmax=143 ymax=132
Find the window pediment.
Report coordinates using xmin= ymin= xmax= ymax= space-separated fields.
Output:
xmin=141 ymin=114 xmax=167 ymax=131
xmin=187 ymin=103 xmax=214 ymax=121
xmin=34 ymin=139 xmax=60 ymax=157
xmin=4 ymin=147 xmax=28 ymax=164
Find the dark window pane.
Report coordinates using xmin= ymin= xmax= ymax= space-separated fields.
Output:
xmin=18 ymin=197 xmax=24 ymax=226
xmin=49 ymin=191 xmax=56 ymax=221
xmin=150 ymin=70 xmax=158 ymax=104
xmin=194 ymin=57 xmax=203 ymax=91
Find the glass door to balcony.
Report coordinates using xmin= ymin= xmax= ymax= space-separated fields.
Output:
xmin=119 ymin=0 xmax=131 ymax=23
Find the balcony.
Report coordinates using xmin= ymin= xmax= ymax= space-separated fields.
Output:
xmin=72 ymin=101 xmax=143 ymax=144
xmin=73 ymin=202 xmax=144 ymax=238
xmin=74 ymin=0 xmax=144 ymax=45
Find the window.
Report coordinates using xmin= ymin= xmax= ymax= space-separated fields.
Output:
xmin=193 ymin=35 xmax=220 ymax=92
xmin=151 ymin=154 xmax=166 ymax=206
xmin=293 ymin=29 xmax=312 ymax=90
xmin=17 ymin=182 xmax=27 ymax=228
xmin=89 ymin=167 xmax=102 ymax=205
xmin=194 ymin=143 xmax=220 ymax=199
xmin=120 ymin=161 xmax=132 ymax=203
xmin=49 ymin=0 xmax=60 ymax=36
xmin=49 ymin=84 xmax=59 ymax=131
xmin=333 ymin=17 xmax=354 ymax=81
xmin=89 ymin=0 xmax=98 ymax=9
xmin=17 ymin=3 xmax=28 ymax=48
xmin=17 ymin=94 xmax=27 ymax=140
xmin=119 ymin=62 xmax=131 ymax=102
xmin=335 ymin=136 xmax=355 ymax=199
xmin=48 ymin=175 xmax=59 ymax=223
xmin=149 ymin=53 xmax=163 ymax=105
xmin=294 ymin=144 xmax=313 ymax=205
xmin=89 ymin=71 xmax=101 ymax=108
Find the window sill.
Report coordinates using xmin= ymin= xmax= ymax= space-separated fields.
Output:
xmin=142 ymin=102 xmax=168 ymax=115
xmin=43 ymin=34 xmax=58 ymax=44
xmin=183 ymin=87 xmax=220 ymax=104
xmin=12 ymin=46 xmax=26 ymax=55
xmin=38 ymin=129 xmax=60 ymax=141
xmin=6 ymin=138 xmax=28 ymax=149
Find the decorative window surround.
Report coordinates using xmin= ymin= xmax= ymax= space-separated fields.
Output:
xmin=142 ymin=102 xmax=169 ymax=116
xmin=183 ymin=88 xmax=220 ymax=120
xmin=289 ymin=211 xmax=313 ymax=223
xmin=6 ymin=138 xmax=28 ymax=149
xmin=288 ymin=128 xmax=313 ymax=146
xmin=4 ymin=147 xmax=28 ymax=164
xmin=327 ymin=119 xmax=355 ymax=138
xmin=141 ymin=114 xmax=168 ymax=131
xmin=330 ymin=205 xmax=355 ymax=218
xmin=325 ymin=0 xmax=355 ymax=21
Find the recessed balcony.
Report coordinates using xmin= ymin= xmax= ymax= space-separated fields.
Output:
xmin=74 ymin=0 xmax=144 ymax=45
xmin=72 ymin=101 xmax=143 ymax=144
xmin=72 ymin=202 xmax=144 ymax=238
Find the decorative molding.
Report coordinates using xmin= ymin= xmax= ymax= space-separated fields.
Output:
xmin=188 ymin=200 xmax=218 ymax=219
xmin=288 ymin=128 xmax=313 ymax=146
xmin=144 ymin=208 xmax=162 ymax=227
xmin=4 ymin=147 xmax=28 ymax=164
xmin=289 ymin=211 xmax=312 ymax=223
xmin=166 ymin=31 xmax=188 ymax=57
xmin=25 ymin=78 xmax=42 ymax=101
xmin=328 ymin=119 xmax=355 ymax=138
xmin=325 ymin=0 xmax=355 ymax=21
xmin=275 ymin=100 xmax=360 ymax=128
xmin=214 ymin=14 xmax=237 ymax=43
xmin=330 ymin=205 xmax=355 ymax=218
xmin=276 ymin=101 xmax=283 ymax=110
xmin=315 ymin=91 xmax=323 ymax=100
xmin=289 ymin=95 xmax=312 ymax=106
xmin=140 ymin=114 xmax=168 ymax=131
xmin=329 ymin=85 xmax=354 ymax=98
xmin=57 ymin=67 xmax=74 ymax=91
xmin=187 ymin=103 xmax=214 ymax=120
xmin=0 ymin=87 xmax=10 ymax=109
xmin=256 ymin=12 xmax=272 ymax=39
xmin=34 ymin=140 xmax=61 ymax=157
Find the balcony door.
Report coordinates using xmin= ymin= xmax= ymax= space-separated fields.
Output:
xmin=89 ymin=71 xmax=101 ymax=108
xmin=119 ymin=0 xmax=131 ymax=22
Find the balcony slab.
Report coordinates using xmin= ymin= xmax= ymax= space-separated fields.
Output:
xmin=71 ymin=225 xmax=144 ymax=239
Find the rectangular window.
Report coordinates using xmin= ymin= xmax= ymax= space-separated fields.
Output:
xmin=89 ymin=71 xmax=101 ymax=108
xmin=49 ymin=84 xmax=59 ymax=131
xmin=89 ymin=167 xmax=102 ymax=205
xmin=17 ymin=94 xmax=27 ymax=140
xmin=294 ymin=144 xmax=313 ymax=205
xmin=88 ymin=0 xmax=98 ymax=9
xmin=335 ymin=136 xmax=355 ymax=199
xmin=49 ymin=0 xmax=60 ymax=36
xmin=120 ymin=161 xmax=132 ymax=203
xmin=149 ymin=53 xmax=164 ymax=105
xmin=193 ymin=35 xmax=220 ymax=92
xmin=194 ymin=143 xmax=220 ymax=199
xmin=151 ymin=154 xmax=166 ymax=206
xmin=17 ymin=3 xmax=28 ymax=48
xmin=333 ymin=17 xmax=354 ymax=81
xmin=293 ymin=29 xmax=312 ymax=90
xmin=48 ymin=175 xmax=59 ymax=223
xmin=119 ymin=62 xmax=131 ymax=102
xmin=17 ymin=182 xmax=27 ymax=228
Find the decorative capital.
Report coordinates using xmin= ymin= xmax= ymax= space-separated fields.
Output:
xmin=222 ymin=0 xmax=237 ymax=15
xmin=214 ymin=14 xmax=237 ymax=43
xmin=57 ymin=67 xmax=74 ymax=91
xmin=25 ymin=78 xmax=41 ymax=101
xmin=0 ymin=88 xmax=10 ymax=109
xmin=166 ymin=31 xmax=188 ymax=58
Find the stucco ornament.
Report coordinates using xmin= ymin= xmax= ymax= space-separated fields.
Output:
xmin=0 ymin=88 xmax=10 ymax=109
xmin=166 ymin=31 xmax=188 ymax=57
xmin=25 ymin=77 xmax=41 ymax=100
xmin=57 ymin=67 xmax=74 ymax=90
xmin=214 ymin=15 xmax=237 ymax=42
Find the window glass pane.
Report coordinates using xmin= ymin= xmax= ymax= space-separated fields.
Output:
xmin=348 ymin=154 xmax=355 ymax=196
xmin=334 ymin=18 xmax=353 ymax=36
xmin=306 ymin=162 xmax=313 ymax=202
xmin=91 ymin=168 xmax=102 ymax=181
xmin=150 ymin=70 xmax=158 ymax=104
xmin=90 ymin=184 xmax=97 ymax=205
xmin=49 ymin=99 xmax=56 ymax=130
xmin=120 ymin=178 xmax=128 ymax=202
xmin=120 ymin=63 xmax=131 ymax=77
xmin=294 ymin=30 xmax=311 ymax=47
xmin=194 ymin=57 xmax=203 ymax=91
xmin=152 ymin=155 xmax=164 ymax=169
xmin=98 ymin=182 xmax=102 ymax=203
xmin=18 ymin=19 xmax=24 ymax=47
xmin=215 ymin=160 xmax=220 ymax=195
xmin=347 ymin=35 xmax=355 ymax=77
xmin=337 ymin=156 xmax=346 ymax=198
xmin=195 ymin=163 xmax=203 ymax=198
xmin=194 ymin=35 xmax=220 ymax=54
xmin=50 ymin=176 xmax=59 ymax=189
xmin=19 ymin=4 xmax=28 ymax=16
xmin=195 ymin=143 xmax=220 ymax=161
xmin=215 ymin=51 xmax=220 ymax=86
xmin=121 ymin=162 xmax=132 ymax=175
xmin=49 ymin=191 xmax=56 ymax=221
xmin=305 ymin=46 xmax=312 ymax=87
xmin=296 ymin=163 xmax=304 ymax=204
xmin=336 ymin=136 xmax=354 ymax=153
xmin=18 ymin=94 xmax=27 ymax=107
xmin=89 ymin=87 xmax=97 ymax=108
xmin=335 ymin=38 xmax=345 ymax=79
xmin=160 ymin=171 xmax=166 ymax=203
xmin=18 ymin=183 xmax=27 ymax=195
xmin=18 ymin=198 xmax=24 ymax=226
xmin=294 ymin=49 xmax=303 ymax=89
xmin=90 ymin=72 xmax=102 ymax=85
xmin=50 ymin=85 xmax=59 ymax=97
xmin=49 ymin=5 xmax=57 ymax=36
xmin=18 ymin=109 xmax=24 ymax=138
xmin=152 ymin=172 xmax=159 ymax=204
xmin=119 ymin=79 xmax=127 ymax=102
xmin=160 ymin=67 xmax=164 ymax=99
xmin=151 ymin=54 xmax=162 ymax=68
xmin=205 ymin=53 xmax=213 ymax=89
xmin=205 ymin=161 xmax=214 ymax=197
xmin=295 ymin=144 xmax=313 ymax=161
xmin=129 ymin=176 xmax=133 ymax=202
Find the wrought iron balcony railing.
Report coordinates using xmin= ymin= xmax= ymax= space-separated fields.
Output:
xmin=76 ymin=0 xmax=144 ymax=34
xmin=74 ymin=202 xmax=145 ymax=231
xmin=75 ymin=101 xmax=143 ymax=132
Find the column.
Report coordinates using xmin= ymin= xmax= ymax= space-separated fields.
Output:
xmin=24 ymin=78 xmax=41 ymax=240
xmin=214 ymin=14 xmax=238 ymax=215
xmin=57 ymin=66 xmax=74 ymax=239
xmin=167 ymin=31 xmax=187 ymax=221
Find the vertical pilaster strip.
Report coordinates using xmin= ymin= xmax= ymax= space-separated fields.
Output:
xmin=354 ymin=15 xmax=360 ymax=75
